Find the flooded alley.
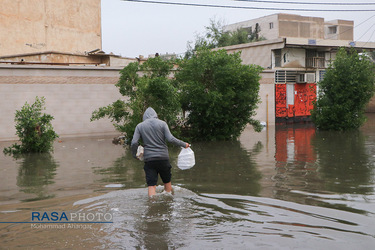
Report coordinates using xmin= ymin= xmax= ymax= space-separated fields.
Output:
xmin=1 ymin=116 xmax=375 ymax=249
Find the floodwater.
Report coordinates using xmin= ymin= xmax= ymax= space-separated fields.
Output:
xmin=1 ymin=116 xmax=375 ymax=249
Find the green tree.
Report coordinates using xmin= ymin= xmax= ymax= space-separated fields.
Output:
xmin=91 ymin=57 xmax=182 ymax=141
xmin=3 ymin=96 xmax=59 ymax=155
xmin=311 ymin=48 xmax=375 ymax=130
xmin=176 ymin=48 xmax=263 ymax=141
xmin=186 ymin=18 xmax=265 ymax=58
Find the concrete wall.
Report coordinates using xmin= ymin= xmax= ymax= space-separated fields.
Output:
xmin=0 ymin=64 xmax=276 ymax=141
xmin=224 ymin=14 xmax=279 ymax=40
xmin=0 ymin=52 xmax=103 ymax=65
xmin=257 ymin=71 xmax=276 ymax=126
xmin=0 ymin=52 xmax=138 ymax=67
xmin=223 ymin=39 xmax=285 ymax=69
xmin=0 ymin=65 xmax=124 ymax=141
xmin=278 ymin=14 xmax=325 ymax=39
xmin=281 ymin=48 xmax=306 ymax=68
xmin=324 ymin=20 xmax=354 ymax=40
xmin=0 ymin=0 xmax=102 ymax=56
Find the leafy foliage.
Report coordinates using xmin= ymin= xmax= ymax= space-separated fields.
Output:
xmin=92 ymin=48 xmax=263 ymax=142
xmin=3 ymin=96 xmax=59 ymax=155
xmin=91 ymin=57 xmax=181 ymax=140
xmin=311 ymin=48 xmax=375 ymax=130
xmin=185 ymin=19 xmax=265 ymax=58
xmin=176 ymin=48 xmax=263 ymax=140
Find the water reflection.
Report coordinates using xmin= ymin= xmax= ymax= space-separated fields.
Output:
xmin=16 ymin=153 xmax=58 ymax=201
xmin=312 ymin=130 xmax=374 ymax=194
xmin=136 ymin=197 xmax=175 ymax=249
xmin=272 ymin=123 xmax=375 ymax=214
xmin=93 ymin=151 xmax=145 ymax=188
xmin=171 ymin=140 xmax=262 ymax=196
xmin=275 ymin=124 xmax=317 ymax=164
xmin=273 ymin=124 xmax=375 ymax=196
xmin=273 ymin=124 xmax=322 ymax=198
xmin=94 ymin=140 xmax=263 ymax=197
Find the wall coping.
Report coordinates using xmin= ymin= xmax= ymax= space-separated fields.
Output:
xmin=0 ymin=64 xmax=124 ymax=71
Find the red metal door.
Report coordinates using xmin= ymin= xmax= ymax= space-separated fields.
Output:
xmin=306 ymin=83 xmax=316 ymax=116
xmin=294 ymin=83 xmax=316 ymax=117
xmin=275 ymin=84 xmax=287 ymax=118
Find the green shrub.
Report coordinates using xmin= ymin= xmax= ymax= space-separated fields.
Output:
xmin=311 ymin=48 xmax=375 ymax=130
xmin=92 ymin=50 xmax=263 ymax=142
xmin=4 ymin=96 xmax=59 ymax=155
xmin=91 ymin=57 xmax=182 ymax=141
xmin=175 ymin=48 xmax=263 ymax=140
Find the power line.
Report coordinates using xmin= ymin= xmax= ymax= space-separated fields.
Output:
xmin=355 ymin=14 xmax=375 ymax=28
xmin=232 ymin=0 xmax=375 ymax=6
xmin=311 ymin=14 xmax=375 ymax=42
xmin=353 ymin=14 xmax=375 ymax=42
xmin=356 ymin=23 xmax=375 ymax=41
xmin=365 ymin=29 xmax=375 ymax=43
xmin=122 ymin=0 xmax=375 ymax=11
xmin=324 ymin=14 xmax=375 ymax=40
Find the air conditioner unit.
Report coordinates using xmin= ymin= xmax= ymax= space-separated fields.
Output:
xmin=296 ymin=73 xmax=315 ymax=83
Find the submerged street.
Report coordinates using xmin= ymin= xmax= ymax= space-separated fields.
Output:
xmin=1 ymin=115 xmax=375 ymax=249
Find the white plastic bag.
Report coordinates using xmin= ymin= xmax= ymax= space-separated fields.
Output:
xmin=136 ymin=145 xmax=144 ymax=161
xmin=177 ymin=147 xmax=195 ymax=170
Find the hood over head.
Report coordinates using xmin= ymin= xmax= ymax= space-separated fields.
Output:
xmin=143 ymin=107 xmax=158 ymax=121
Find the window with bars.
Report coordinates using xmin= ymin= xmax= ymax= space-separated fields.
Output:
xmin=275 ymin=70 xmax=299 ymax=83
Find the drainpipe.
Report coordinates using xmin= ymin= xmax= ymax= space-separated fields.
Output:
xmin=266 ymin=94 xmax=269 ymax=129
xmin=266 ymin=94 xmax=269 ymax=153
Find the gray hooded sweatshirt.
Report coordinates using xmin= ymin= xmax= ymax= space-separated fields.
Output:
xmin=131 ymin=107 xmax=187 ymax=162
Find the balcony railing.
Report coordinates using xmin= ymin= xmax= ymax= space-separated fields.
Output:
xmin=306 ymin=57 xmax=325 ymax=68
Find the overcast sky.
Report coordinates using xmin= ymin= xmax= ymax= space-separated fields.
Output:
xmin=101 ymin=0 xmax=375 ymax=58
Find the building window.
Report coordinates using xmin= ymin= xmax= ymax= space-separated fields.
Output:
xmin=328 ymin=26 xmax=337 ymax=34
xmin=255 ymin=23 xmax=261 ymax=32
xmin=269 ymin=22 xmax=274 ymax=29
xmin=274 ymin=49 xmax=281 ymax=67
xmin=275 ymin=70 xmax=298 ymax=83
xmin=306 ymin=50 xmax=325 ymax=68
xmin=319 ymin=70 xmax=326 ymax=82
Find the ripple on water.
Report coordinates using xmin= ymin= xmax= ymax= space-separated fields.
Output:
xmin=72 ymin=187 xmax=375 ymax=250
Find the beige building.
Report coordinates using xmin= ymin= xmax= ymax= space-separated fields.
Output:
xmin=222 ymin=14 xmax=375 ymax=124
xmin=224 ymin=13 xmax=354 ymax=41
xmin=0 ymin=0 xmax=102 ymax=57
xmin=0 ymin=0 xmax=131 ymax=141
xmin=0 ymin=0 xmax=137 ymax=67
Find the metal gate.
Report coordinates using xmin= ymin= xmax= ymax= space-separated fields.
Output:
xmin=275 ymin=83 xmax=316 ymax=122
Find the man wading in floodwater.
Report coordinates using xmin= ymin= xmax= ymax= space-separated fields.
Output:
xmin=131 ymin=107 xmax=190 ymax=197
